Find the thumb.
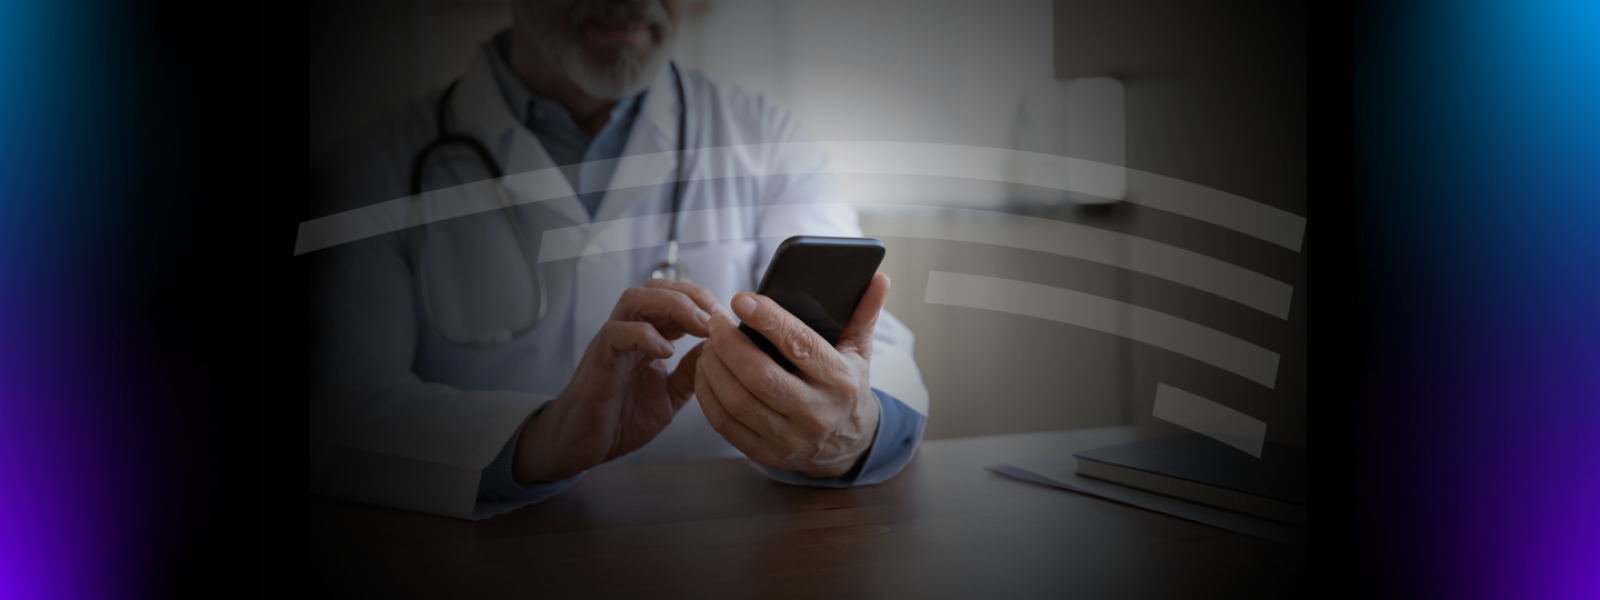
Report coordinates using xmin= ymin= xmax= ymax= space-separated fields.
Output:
xmin=837 ymin=273 xmax=889 ymax=357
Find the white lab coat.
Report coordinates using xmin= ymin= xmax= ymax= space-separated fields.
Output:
xmin=308 ymin=46 xmax=928 ymax=520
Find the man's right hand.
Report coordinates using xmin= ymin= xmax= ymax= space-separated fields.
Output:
xmin=511 ymin=278 xmax=720 ymax=484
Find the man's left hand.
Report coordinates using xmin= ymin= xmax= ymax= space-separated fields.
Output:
xmin=696 ymin=273 xmax=890 ymax=478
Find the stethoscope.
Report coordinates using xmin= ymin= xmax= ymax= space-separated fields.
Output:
xmin=410 ymin=63 xmax=693 ymax=347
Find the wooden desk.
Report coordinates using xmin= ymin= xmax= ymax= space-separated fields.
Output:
xmin=309 ymin=426 xmax=1307 ymax=598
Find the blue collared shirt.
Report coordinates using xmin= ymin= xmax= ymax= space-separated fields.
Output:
xmin=485 ymin=30 xmax=642 ymax=219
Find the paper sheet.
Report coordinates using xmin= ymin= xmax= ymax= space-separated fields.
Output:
xmin=988 ymin=455 xmax=1307 ymax=547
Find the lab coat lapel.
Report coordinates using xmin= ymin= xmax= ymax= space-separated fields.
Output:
xmin=452 ymin=49 xmax=683 ymax=368
xmin=569 ymin=66 xmax=682 ymax=366
xmin=450 ymin=47 xmax=591 ymax=227
xmin=591 ymin=64 xmax=680 ymax=225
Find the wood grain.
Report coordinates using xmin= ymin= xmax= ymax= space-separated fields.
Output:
xmin=308 ymin=426 xmax=1307 ymax=598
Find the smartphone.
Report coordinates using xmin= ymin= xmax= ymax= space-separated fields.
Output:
xmin=739 ymin=236 xmax=887 ymax=373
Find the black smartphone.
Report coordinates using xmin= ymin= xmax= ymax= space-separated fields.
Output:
xmin=739 ymin=236 xmax=887 ymax=373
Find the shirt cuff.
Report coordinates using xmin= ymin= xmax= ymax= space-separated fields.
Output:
xmin=476 ymin=406 xmax=585 ymax=507
xmin=745 ymin=388 xmax=927 ymax=488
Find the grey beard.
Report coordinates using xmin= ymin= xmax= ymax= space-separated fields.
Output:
xmin=538 ymin=36 xmax=671 ymax=100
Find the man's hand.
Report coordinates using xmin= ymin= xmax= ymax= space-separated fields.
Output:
xmin=696 ymin=273 xmax=890 ymax=478
xmin=512 ymin=279 xmax=719 ymax=484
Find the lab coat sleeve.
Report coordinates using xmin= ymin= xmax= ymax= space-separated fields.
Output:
xmin=475 ymin=407 xmax=586 ymax=505
xmin=308 ymin=115 xmax=566 ymax=521
xmin=309 ymin=233 xmax=560 ymax=520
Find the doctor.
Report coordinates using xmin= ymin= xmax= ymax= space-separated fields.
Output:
xmin=309 ymin=0 xmax=929 ymax=520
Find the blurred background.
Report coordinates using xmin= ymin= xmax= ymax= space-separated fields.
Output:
xmin=309 ymin=0 xmax=1307 ymax=445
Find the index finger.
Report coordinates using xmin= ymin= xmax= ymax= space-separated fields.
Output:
xmin=705 ymin=313 xmax=812 ymax=418
xmin=611 ymin=287 xmax=711 ymax=339
xmin=728 ymin=291 xmax=847 ymax=380
xmin=644 ymin=278 xmax=723 ymax=317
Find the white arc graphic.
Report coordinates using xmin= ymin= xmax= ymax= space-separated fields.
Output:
xmin=295 ymin=142 xmax=1306 ymax=256
xmin=923 ymin=272 xmax=1280 ymax=388
xmin=1151 ymin=383 xmax=1268 ymax=458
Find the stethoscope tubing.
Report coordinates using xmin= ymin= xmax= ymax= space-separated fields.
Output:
xmin=410 ymin=62 xmax=691 ymax=347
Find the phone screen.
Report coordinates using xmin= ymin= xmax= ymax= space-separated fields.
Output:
xmin=740 ymin=237 xmax=885 ymax=372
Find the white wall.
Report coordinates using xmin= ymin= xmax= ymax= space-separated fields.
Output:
xmin=676 ymin=0 xmax=1060 ymax=209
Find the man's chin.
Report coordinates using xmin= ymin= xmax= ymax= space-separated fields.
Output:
xmin=580 ymin=42 xmax=658 ymax=65
xmin=579 ymin=27 xmax=655 ymax=50
xmin=568 ymin=51 xmax=667 ymax=99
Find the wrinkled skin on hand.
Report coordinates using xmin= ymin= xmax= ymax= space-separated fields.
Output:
xmin=513 ymin=278 xmax=720 ymax=484
xmin=696 ymin=273 xmax=890 ymax=478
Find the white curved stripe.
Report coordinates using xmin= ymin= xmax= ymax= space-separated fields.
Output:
xmin=924 ymin=272 xmax=1279 ymax=388
xmin=858 ymin=204 xmax=1293 ymax=319
xmin=536 ymin=203 xmax=1292 ymax=319
xmin=816 ymin=142 xmax=1303 ymax=251
xmin=1124 ymin=170 xmax=1304 ymax=251
xmin=295 ymin=142 xmax=1305 ymax=256
xmin=1152 ymin=383 xmax=1267 ymax=457
xmin=536 ymin=205 xmax=835 ymax=263
xmin=295 ymin=170 xmax=564 ymax=256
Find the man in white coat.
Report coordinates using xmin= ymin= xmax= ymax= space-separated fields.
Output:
xmin=309 ymin=0 xmax=929 ymax=520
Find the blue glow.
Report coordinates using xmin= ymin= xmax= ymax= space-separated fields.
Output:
xmin=1359 ymin=0 xmax=1600 ymax=598
xmin=0 ymin=1 xmax=203 ymax=598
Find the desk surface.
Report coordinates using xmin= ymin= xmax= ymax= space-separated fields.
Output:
xmin=309 ymin=426 xmax=1307 ymax=598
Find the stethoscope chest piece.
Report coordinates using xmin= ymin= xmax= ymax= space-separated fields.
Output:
xmin=649 ymin=261 xmax=691 ymax=283
xmin=648 ymin=239 xmax=692 ymax=283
